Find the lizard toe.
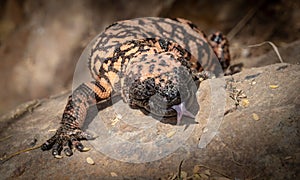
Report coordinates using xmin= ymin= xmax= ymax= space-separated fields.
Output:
xmin=52 ymin=141 xmax=63 ymax=158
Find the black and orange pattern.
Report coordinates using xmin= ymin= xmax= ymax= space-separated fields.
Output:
xmin=41 ymin=17 xmax=230 ymax=158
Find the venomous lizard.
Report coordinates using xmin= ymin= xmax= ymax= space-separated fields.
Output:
xmin=41 ymin=17 xmax=230 ymax=158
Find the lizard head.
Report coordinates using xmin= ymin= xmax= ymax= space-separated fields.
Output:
xmin=122 ymin=52 xmax=197 ymax=124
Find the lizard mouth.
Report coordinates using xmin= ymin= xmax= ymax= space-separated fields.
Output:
xmin=131 ymin=98 xmax=196 ymax=126
xmin=128 ymin=92 xmax=181 ymax=117
xmin=129 ymin=89 xmax=197 ymax=125
xmin=126 ymin=70 xmax=198 ymax=124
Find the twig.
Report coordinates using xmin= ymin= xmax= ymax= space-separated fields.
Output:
xmin=227 ymin=1 xmax=265 ymax=40
xmin=248 ymin=41 xmax=284 ymax=63
xmin=178 ymin=159 xmax=184 ymax=180
xmin=0 ymin=135 xmax=12 ymax=142
xmin=0 ymin=144 xmax=42 ymax=162
xmin=230 ymin=151 xmax=244 ymax=166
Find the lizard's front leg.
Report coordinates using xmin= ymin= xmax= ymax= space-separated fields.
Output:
xmin=41 ymin=80 xmax=112 ymax=158
xmin=207 ymin=32 xmax=231 ymax=70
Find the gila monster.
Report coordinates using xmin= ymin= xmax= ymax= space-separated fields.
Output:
xmin=41 ymin=17 xmax=230 ymax=158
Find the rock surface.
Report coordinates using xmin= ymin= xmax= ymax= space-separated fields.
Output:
xmin=1 ymin=63 xmax=299 ymax=179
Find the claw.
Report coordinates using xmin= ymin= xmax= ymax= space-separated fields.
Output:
xmin=41 ymin=142 xmax=52 ymax=151
xmin=74 ymin=143 xmax=90 ymax=152
xmin=172 ymin=102 xmax=195 ymax=125
xmin=82 ymin=147 xmax=91 ymax=152
xmin=80 ymin=132 xmax=95 ymax=140
xmin=75 ymin=142 xmax=85 ymax=151
xmin=42 ymin=127 xmax=90 ymax=157
xmin=64 ymin=147 xmax=73 ymax=156
xmin=54 ymin=155 xmax=63 ymax=159
xmin=52 ymin=143 xmax=62 ymax=158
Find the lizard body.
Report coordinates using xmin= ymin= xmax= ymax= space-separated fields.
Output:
xmin=41 ymin=17 xmax=230 ymax=158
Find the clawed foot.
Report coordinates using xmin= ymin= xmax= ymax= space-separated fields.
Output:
xmin=41 ymin=127 xmax=92 ymax=158
xmin=196 ymin=71 xmax=216 ymax=81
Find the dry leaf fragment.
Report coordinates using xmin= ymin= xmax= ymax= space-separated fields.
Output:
xmin=180 ymin=171 xmax=188 ymax=179
xmin=193 ymin=165 xmax=201 ymax=174
xmin=111 ymin=116 xmax=120 ymax=126
xmin=284 ymin=156 xmax=292 ymax=160
xmin=166 ymin=130 xmax=176 ymax=138
xmin=48 ymin=129 xmax=57 ymax=132
xmin=202 ymin=127 xmax=208 ymax=133
xmin=193 ymin=174 xmax=201 ymax=179
xmin=170 ymin=173 xmax=177 ymax=180
xmin=199 ymin=173 xmax=209 ymax=179
xmin=269 ymin=85 xmax=279 ymax=89
xmin=241 ymin=99 xmax=250 ymax=107
xmin=204 ymin=169 xmax=211 ymax=176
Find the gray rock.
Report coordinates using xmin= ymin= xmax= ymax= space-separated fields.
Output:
xmin=0 ymin=63 xmax=299 ymax=179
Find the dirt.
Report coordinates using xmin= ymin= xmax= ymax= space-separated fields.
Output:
xmin=0 ymin=0 xmax=299 ymax=179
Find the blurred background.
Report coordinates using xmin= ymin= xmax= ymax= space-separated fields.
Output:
xmin=0 ymin=0 xmax=299 ymax=115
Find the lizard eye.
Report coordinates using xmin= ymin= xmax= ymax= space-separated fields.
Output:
xmin=211 ymin=33 xmax=223 ymax=44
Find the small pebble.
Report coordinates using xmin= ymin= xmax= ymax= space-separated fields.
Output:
xmin=252 ymin=113 xmax=260 ymax=121
xmin=86 ymin=157 xmax=95 ymax=165
xmin=110 ymin=172 xmax=118 ymax=177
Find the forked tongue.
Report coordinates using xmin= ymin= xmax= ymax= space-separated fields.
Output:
xmin=171 ymin=102 xmax=195 ymax=125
